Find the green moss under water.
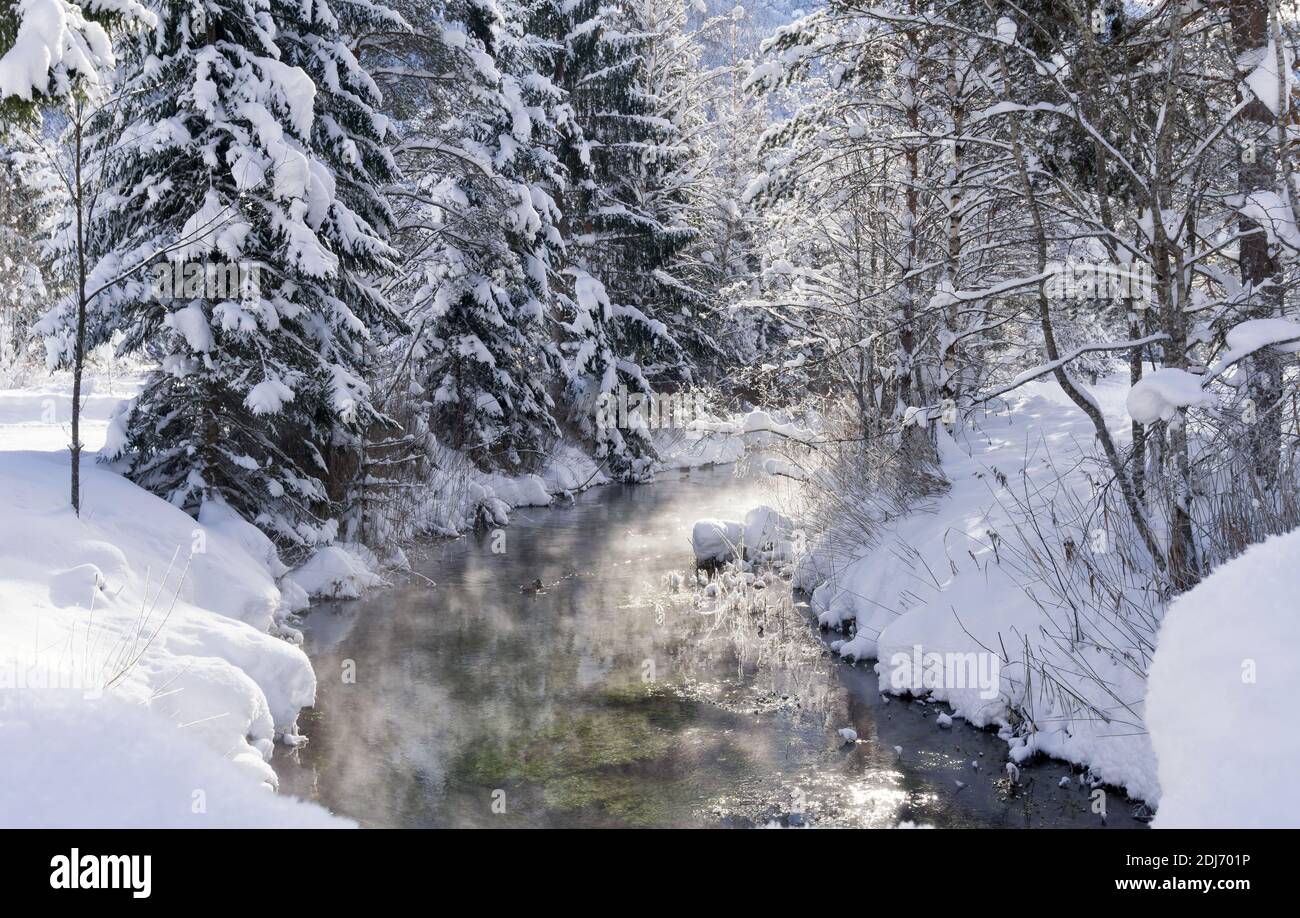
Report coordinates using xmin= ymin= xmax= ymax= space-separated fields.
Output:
xmin=452 ymin=681 xmax=737 ymax=826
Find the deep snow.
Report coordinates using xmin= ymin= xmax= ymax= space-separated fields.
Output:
xmin=792 ymin=375 xmax=1165 ymax=805
xmin=784 ymin=372 xmax=1300 ymax=825
xmin=1147 ymin=529 xmax=1300 ymax=828
xmin=0 ymin=369 xmax=750 ymax=825
xmin=0 ymin=381 xmax=347 ymax=825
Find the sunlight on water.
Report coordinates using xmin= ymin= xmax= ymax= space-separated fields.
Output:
xmin=275 ymin=462 xmax=1144 ymax=829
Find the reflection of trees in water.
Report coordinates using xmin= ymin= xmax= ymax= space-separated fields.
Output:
xmin=282 ymin=465 xmax=842 ymax=825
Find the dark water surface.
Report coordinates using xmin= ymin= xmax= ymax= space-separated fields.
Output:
xmin=275 ymin=463 xmax=1145 ymax=828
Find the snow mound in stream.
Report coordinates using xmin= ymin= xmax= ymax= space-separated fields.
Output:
xmin=692 ymin=505 xmax=795 ymax=564
xmin=743 ymin=505 xmax=794 ymax=552
xmin=692 ymin=518 xmax=744 ymax=562
xmin=288 ymin=544 xmax=384 ymax=600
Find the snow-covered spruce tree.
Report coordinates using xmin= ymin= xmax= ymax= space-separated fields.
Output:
xmin=40 ymin=0 xmax=404 ymax=551
xmin=0 ymin=0 xmax=151 ymax=121
xmin=267 ymin=0 xmax=408 ymax=541
xmin=528 ymin=0 xmax=688 ymax=478
xmin=0 ymin=138 xmax=57 ymax=377
xmin=622 ymin=0 xmax=740 ymax=382
xmin=362 ymin=0 xmax=566 ymax=474
xmin=685 ymin=2 xmax=778 ymax=383
xmin=539 ymin=1 xmax=659 ymax=341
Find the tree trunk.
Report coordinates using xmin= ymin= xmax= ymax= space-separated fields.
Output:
xmin=70 ymin=107 xmax=88 ymax=516
xmin=1232 ymin=0 xmax=1284 ymax=486
xmin=996 ymin=44 xmax=1167 ymax=573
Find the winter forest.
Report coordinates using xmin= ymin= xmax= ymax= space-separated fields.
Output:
xmin=1 ymin=0 xmax=1298 ymax=838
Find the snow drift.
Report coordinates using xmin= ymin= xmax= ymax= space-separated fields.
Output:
xmin=0 ymin=448 xmax=343 ymax=827
xmin=794 ymin=377 xmax=1163 ymax=805
xmin=1147 ymin=529 xmax=1300 ymax=828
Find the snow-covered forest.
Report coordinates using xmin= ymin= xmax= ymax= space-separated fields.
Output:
xmin=1 ymin=0 xmax=1298 ymax=835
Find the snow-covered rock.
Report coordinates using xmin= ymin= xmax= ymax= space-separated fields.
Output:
xmin=743 ymin=505 xmax=794 ymax=553
xmin=482 ymin=472 xmax=551 ymax=508
xmin=692 ymin=518 xmax=744 ymax=562
xmin=690 ymin=505 xmax=798 ymax=568
xmin=815 ymin=585 xmax=861 ymax=634
xmin=288 ymin=544 xmax=384 ymax=600
xmin=763 ymin=457 xmax=807 ymax=480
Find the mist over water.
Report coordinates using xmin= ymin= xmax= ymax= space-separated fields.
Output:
xmin=276 ymin=463 xmax=1143 ymax=829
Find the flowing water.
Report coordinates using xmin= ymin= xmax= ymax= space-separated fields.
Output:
xmin=275 ymin=462 xmax=1145 ymax=828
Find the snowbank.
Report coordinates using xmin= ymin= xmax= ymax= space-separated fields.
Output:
xmin=688 ymin=408 xmax=816 ymax=444
xmin=0 ymin=693 xmax=350 ymax=827
xmin=1147 ymin=530 xmax=1300 ymax=827
xmin=795 ymin=376 xmax=1163 ymax=804
xmin=403 ymin=421 xmax=751 ymax=539
xmin=0 ymin=447 xmax=342 ymax=826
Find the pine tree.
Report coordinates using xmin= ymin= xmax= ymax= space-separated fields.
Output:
xmin=39 ymin=0 xmax=403 ymax=551
xmin=528 ymin=0 xmax=669 ymax=478
xmin=367 ymin=0 xmax=566 ymax=473
xmin=0 ymin=138 xmax=55 ymax=375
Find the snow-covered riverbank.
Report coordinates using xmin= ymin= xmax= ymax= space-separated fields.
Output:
xmin=782 ymin=374 xmax=1300 ymax=824
xmin=0 ymin=371 xmax=749 ymax=825
xmin=0 ymin=382 xmax=348 ymax=825
xmin=793 ymin=376 xmax=1162 ymax=805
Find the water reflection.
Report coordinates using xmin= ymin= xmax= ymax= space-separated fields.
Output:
xmin=275 ymin=462 xmax=1145 ymax=829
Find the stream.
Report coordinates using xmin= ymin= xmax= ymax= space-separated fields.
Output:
xmin=275 ymin=462 xmax=1145 ymax=828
